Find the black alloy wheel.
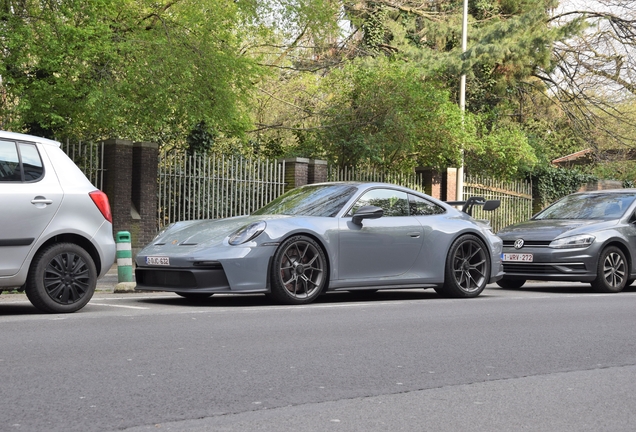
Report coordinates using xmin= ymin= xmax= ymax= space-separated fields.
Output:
xmin=496 ymin=278 xmax=526 ymax=289
xmin=26 ymin=243 xmax=97 ymax=313
xmin=436 ymin=234 xmax=490 ymax=298
xmin=269 ymin=235 xmax=327 ymax=305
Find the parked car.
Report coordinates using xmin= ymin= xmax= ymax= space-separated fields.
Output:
xmin=497 ymin=189 xmax=636 ymax=293
xmin=135 ymin=182 xmax=503 ymax=304
xmin=0 ymin=131 xmax=116 ymax=313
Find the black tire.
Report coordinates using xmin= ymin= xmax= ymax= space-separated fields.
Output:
xmin=176 ymin=292 xmax=214 ymax=300
xmin=496 ymin=278 xmax=526 ymax=289
xmin=435 ymin=234 xmax=490 ymax=298
xmin=591 ymin=246 xmax=627 ymax=293
xmin=269 ymin=235 xmax=327 ymax=305
xmin=25 ymin=243 xmax=97 ymax=313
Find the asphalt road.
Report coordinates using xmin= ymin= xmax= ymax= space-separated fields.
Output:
xmin=1 ymin=283 xmax=636 ymax=432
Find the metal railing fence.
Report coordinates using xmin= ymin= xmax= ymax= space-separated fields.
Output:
xmin=158 ymin=151 xmax=286 ymax=228
xmin=60 ymin=139 xmax=105 ymax=190
xmin=328 ymin=166 xmax=426 ymax=193
xmin=464 ymin=175 xmax=533 ymax=232
xmin=60 ymin=140 xmax=533 ymax=232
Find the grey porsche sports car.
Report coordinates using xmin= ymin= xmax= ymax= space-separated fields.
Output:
xmin=135 ymin=182 xmax=504 ymax=304
xmin=497 ymin=189 xmax=636 ymax=293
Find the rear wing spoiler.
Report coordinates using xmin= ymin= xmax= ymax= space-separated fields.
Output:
xmin=446 ymin=196 xmax=500 ymax=217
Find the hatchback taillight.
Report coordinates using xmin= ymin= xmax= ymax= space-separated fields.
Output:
xmin=89 ymin=190 xmax=113 ymax=223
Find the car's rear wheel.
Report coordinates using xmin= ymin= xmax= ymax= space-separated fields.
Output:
xmin=496 ymin=278 xmax=526 ymax=289
xmin=435 ymin=234 xmax=490 ymax=298
xmin=176 ymin=292 xmax=214 ymax=300
xmin=591 ymin=246 xmax=627 ymax=293
xmin=269 ymin=235 xmax=327 ymax=305
xmin=26 ymin=243 xmax=97 ymax=313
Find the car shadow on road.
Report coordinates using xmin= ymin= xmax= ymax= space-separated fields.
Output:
xmin=494 ymin=282 xmax=636 ymax=295
xmin=135 ymin=289 xmax=443 ymax=308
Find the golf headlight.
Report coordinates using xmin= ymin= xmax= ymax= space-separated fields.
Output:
xmin=228 ymin=221 xmax=266 ymax=245
xmin=549 ymin=234 xmax=595 ymax=249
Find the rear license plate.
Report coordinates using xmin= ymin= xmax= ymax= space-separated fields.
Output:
xmin=502 ymin=253 xmax=533 ymax=262
xmin=146 ymin=256 xmax=170 ymax=266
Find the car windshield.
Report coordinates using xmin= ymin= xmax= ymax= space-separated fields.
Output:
xmin=534 ymin=193 xmax=636 ymax=220
xmin=253 ymin=184 xmax=358 ymax=217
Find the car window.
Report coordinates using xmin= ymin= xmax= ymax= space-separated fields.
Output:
xmin=535 ymin=193 xmax=636 ymax=220
xmin=347 ymin=189 xmax=409 ymax=217
xmin=19 ymin=143 xmax=44 ymax=181
xmin=0 ymin=140 xmax=22 ymax=182
xmin=253 ymin=184 xmax=358 ymax=217
xmin=408 ymin=193 xmax=445 ymax=216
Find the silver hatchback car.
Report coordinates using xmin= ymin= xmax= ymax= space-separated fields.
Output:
xmin=0 ymin=131 xmax=116 ymax=313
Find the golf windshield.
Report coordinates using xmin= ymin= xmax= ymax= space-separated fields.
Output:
xmin=253 ymin=184 xmax=358 ymax=217
xmin=535 ymin=193 xmax=636 ymax=220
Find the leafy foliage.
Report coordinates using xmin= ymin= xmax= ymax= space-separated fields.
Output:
xmin=309 ymin=59 xmax=471 ymax=173
xmin=532 ymin=166 xmax=597 ymax=210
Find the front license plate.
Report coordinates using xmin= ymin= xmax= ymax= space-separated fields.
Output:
xmin=146 ymin=256 xmax=170 ymax=266
xmin=502 ymin=253 xmax=533 ymax=262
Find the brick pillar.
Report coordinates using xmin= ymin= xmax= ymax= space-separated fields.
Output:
xmin=103 ymin=139 xmax=133 ymax=238
xmin=308 ymin=159 xmax=328 ymax=184
xmin=416 ymin=167 xmax=442 ymax=199
xmin=131 ymin=142 xmax=159 ymax=255
xmin=281 ymin=157 xmax=309 ymax=192
xmin=445 ymin=167 xmax=457 ymax=201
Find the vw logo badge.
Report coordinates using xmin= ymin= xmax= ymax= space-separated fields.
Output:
xmin=514 ymin=239 xmax=525 ymax=249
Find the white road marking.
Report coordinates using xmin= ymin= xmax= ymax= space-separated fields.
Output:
xmin=91 ymin=303 xmax=149 ymax=310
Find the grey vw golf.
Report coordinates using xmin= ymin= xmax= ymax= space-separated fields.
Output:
xmin=497 ymin=189 xmax=636 ymax=293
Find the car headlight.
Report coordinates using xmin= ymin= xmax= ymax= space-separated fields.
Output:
xmin=549 ymin=234 xmax=595 ymax=249
xmin=228 ymin=221 xmax=267 ymax=245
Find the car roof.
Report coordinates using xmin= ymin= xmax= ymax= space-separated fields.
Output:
xmin=574 ymin=189 xmax=636 ymax=195
xmin=0 ymin=130 xmax=61 ymax=147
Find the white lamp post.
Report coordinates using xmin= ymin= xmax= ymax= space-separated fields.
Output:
xmin=456 ymin=0 xmax=468 ymax=201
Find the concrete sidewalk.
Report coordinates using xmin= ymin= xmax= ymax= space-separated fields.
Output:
xmin=97 ymin=263 xmax=136 ymax=293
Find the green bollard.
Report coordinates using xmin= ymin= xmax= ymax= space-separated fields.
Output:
xmin=116 ymin=231 xmax=133 ymax=283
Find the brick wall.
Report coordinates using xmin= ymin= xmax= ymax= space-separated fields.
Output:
xmin=103 ymin=139 xmax=158 ymax=257
xmin=103 ymin=139 xmax=133 ymax=238
xmin=132 ymin=142 xmax=159 ymax=254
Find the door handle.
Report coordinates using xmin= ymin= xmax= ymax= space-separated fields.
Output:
xmin=31 ymin=197 xmax=53 ymax=205
xmin=408 ymin=232 xmax=421 ymax=238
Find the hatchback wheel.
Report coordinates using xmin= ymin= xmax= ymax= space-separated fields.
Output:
xmin=269 ymin=235 xmax=327 ymax=305
xmin=591 ymin=246 xmax=627 ymax=293
xmin=26 ymin=243 xmax=97 ymax=313
xmin=436 ymin=235 xmax=490 ymax=298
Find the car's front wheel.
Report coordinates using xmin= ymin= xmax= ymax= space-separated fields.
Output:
xmin=269 ymin=235 xmax=327 ymax=305
xmin=496 ymin=278 xmax=526 ymax=289
xmin=26 ymin=243 xmax=97 ymax=313
xmin=435 ymin=234 xmax=490 ymax=298
xmin=591 ymin=246 xmax=627 ymax=293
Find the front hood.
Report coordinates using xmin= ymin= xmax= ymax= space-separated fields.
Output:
xmin=152 ymin=215 xmax=288 ymax=248
xmin=497 ymin=219 xmax=614 ymax=240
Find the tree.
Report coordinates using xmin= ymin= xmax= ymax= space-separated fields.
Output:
xmin=0 ymin=0 xmax=339 ymax=145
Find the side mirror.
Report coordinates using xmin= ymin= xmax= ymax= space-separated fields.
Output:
xmin=352 ymin=206 xmax=384 ymax=225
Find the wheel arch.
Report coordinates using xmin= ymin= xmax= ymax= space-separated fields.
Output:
xmin=274 ymin=231 xmax=332 ymax=286
xmin=31 ymin=234 xmax=102 ymax=276
xmin=600 ymin=239 xmax=632 ymax=276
